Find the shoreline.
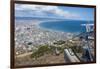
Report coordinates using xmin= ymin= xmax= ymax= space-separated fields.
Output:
xmin=34 ymin=20 xmax=80 ymax=34
xmin=15 ymin=19 xmax=79 ymax=56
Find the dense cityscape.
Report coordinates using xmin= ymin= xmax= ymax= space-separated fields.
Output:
xmin=15 ymin=20 xmax=74 ymax=56
xmin=15 ymin=19 xmax=95 ymax=66
xmin=14 ymin=4 xmax=95 ymax=66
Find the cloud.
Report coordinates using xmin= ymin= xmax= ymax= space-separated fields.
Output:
xmin=15 ymin=4 xmax=81 ymax=20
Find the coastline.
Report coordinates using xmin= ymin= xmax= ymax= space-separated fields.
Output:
xmin=15 ymin=19 xmax=95 ymax=66
xmin=15 ymin=19 xmax=75 ymax=55
xmin=36 ymin=20 xmax=80 ymax=34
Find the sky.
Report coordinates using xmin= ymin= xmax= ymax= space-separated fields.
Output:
xmin=15 ymin=4 xmax=95 ymax=21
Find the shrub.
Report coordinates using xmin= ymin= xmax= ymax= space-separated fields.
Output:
xmin=31 ymin=45 xmax=52 ymax=59
xmin=53 ymin=40 xmax=65 ymax=45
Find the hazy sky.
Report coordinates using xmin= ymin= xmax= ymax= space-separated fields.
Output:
xmin=15 ymin=4 xmax=94 ymax=21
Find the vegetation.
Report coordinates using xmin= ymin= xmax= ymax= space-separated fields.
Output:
xmin=70 ymin=46 xmax=83 ymax=53
xmin=27 ymin=42 xmax=32 ymax=45
xmin=53 ymin=40 xmax=65 ymax=45
xmin=31 ymin=42 xmax=66 ymax=59
xmin=31 ymin=45 xmax=51 ymax=59
xmin=31 ymin=40 xmax=83 ymax=59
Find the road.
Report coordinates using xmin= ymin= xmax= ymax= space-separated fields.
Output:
xmin=15 ymin=52 xmax=33 ymax=58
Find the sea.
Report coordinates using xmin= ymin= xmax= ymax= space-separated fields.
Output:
xmin=16 ymin=17 xmax=94 ymax=33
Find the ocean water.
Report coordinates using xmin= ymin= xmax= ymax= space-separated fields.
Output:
xmin=15 ymin=17 xmax=94 ymax=33
xmin=39 ymin=20 xmax=94 ymax=33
